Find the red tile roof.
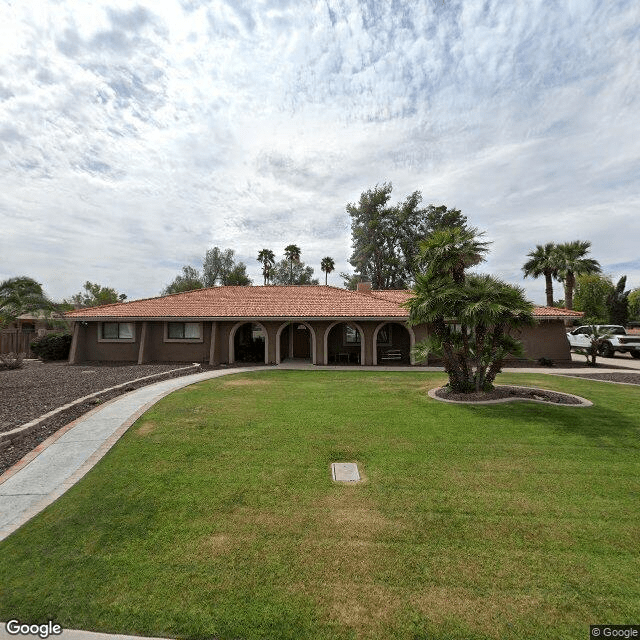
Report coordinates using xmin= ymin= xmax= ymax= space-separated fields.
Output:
xmin=64 ymin=285 xmax=408 ymax=319
xmin=529 ymin=306 xmax=583 ymax=318
xmin=64 ymin=286 xmax=583 ymax=320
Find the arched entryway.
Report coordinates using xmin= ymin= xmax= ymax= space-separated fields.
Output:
xmin=276 ymin=322 xmax=316 ymax=364
xmin=325 ymin=322 xmax=365 ymax=365
xmin=229 ymin=322 xmax=268 ymax=364
xmin=373 ymin=322 xmax=415 ymax=365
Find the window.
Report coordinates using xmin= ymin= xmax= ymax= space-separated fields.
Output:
xmin=164 ymin=322 xmax=203 ymax=342
xmin=100 ymin=322 xmax=134 ymax=340
xmin=168 ymin=322 xmax=201 ymax=339
xmin=344 ymin=325 xmax=361 ymax=344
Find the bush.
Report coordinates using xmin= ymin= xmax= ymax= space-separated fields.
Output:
xmin=0 ymin=352 xmax=24 ymax=369
xmin=30 ymin=333 xmax=72 ymax=361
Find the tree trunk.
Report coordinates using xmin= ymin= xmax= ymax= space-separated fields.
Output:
xmin=564 ymin=272 xmax=575 ymax=310
xmin=545 ymin=271 xmax=554 ymax=307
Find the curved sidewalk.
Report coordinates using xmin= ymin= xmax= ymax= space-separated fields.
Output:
xmin=0 ymin=367 xmax=263 ymax=543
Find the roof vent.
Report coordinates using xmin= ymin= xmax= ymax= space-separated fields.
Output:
xmin=357 ymin=281 xmax=372 ymax=293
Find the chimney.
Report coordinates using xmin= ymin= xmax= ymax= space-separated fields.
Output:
xmin=357 ymin=281 xmax=372 ymax=293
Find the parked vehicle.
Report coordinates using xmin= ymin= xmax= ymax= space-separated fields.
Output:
xmin=566 ymin=325 xmax=640 ymax=358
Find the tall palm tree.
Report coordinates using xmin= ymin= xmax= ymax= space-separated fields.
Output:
xmin=320 ymin=257 xmax=335 ymax=285
xmin=554 ymin=241 xmax=601 ymax=310
xmin=257 ymin=249 xmax=276 ymax=285
xmin=284 ymin=244 xmax=301 ymax=285
xmin=522 ymin=242 xmax=559 ymax=307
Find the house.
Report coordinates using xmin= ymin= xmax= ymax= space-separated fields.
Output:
xmin=64 ymin=283 xmax=582 ymax=365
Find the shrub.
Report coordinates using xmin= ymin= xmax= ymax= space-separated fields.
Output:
xmin=0 ymin=352 xmax=24 ymax=369
xmin=30 ymin=333 xmax=72 ymax=361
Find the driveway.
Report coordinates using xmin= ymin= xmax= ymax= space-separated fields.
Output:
xmin=570 ymin=351 xmax=640 ymax=370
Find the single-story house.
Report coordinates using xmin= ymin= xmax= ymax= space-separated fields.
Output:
xmin=64 ymin=283 xmax=583 ymax=366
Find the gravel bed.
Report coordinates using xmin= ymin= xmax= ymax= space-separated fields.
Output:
xmin=0 ymin=361 xmax=214 ymax=474
xmin=555 ymin=372 xmax=640 ymax=385
xmin=435 ymin=385 xmax=584 ymax=405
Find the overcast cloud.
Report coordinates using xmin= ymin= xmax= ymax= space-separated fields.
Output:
xmin=1 ymin=0 xmax=638 ymax=304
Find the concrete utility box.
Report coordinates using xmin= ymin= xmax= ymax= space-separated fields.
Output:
xmin=331 ymin=462 xmax=360 ymax=482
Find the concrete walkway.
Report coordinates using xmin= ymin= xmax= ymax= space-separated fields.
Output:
xmin=1 ymin=360 xmax=638 ymax=640
xmin=0 ymin=367 xmax=262 ymax=542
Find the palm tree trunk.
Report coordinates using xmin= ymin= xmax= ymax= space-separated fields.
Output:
xmin=564 ymin=272 xmax=575 ymax=310
xmin=544 ymin=271 xmax=554 ymax=307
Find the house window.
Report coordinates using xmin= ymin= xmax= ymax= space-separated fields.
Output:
xmin=165 ymin=322 xmax=203 ymax=342
xmin=168 ymin=322 xmax=201 ymax=339
xmin=101 ymin=322 xmax=134 ymax=340
xmin=344 ymin=325 xmax=361 ymax=344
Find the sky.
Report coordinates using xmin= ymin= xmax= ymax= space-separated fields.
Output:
xmin=1 ymin=0 xmax=639 ymax=306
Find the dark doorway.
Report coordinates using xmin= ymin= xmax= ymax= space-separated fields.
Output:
xmin=292 ymin=324 xmax=311 ymax=358
xmin=234 ymin=323 xmax=266 ymax=363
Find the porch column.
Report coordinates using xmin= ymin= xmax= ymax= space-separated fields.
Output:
xmin=288 ymin=323 xmax=294 ymax=358
xmin=209 ymin=321 xmax=218 ymax=365
xmin=137 ymin=321 xmax=148 ymax=364
xmin=68 ymin=322 xmax=80 ymax=364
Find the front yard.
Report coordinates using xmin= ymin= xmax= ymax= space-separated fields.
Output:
xmin=0 ymin=371 xmax=638 ymax=639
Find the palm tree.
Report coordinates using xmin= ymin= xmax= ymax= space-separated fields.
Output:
xmin=416 ymin=226 xmax=490 ymax=284
xmin=284 ymin=244 xmax=301 ymax=285
xmin=0 ymin=276 xmax=58 ymax=329
xmin=554 ymin=241 xmax=601 ymax=310
xmin=257 ymin=249 xmax=276 ymax=285
xmin=406 ymin=228 xmax=533 ymax=393
xmin=320 ymin=257 xmax=335 ymax=285
xmin=522 ymin=243 xmax=559 ymax=307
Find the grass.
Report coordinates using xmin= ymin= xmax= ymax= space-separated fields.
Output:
xmin=0 ymin=370 xmax=639 ymax=639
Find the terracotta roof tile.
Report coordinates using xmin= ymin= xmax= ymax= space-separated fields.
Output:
xmin=64 ymin=286 xmax=582 ymax=320
xmin=64 ymin=285 xmax=407 ymax=319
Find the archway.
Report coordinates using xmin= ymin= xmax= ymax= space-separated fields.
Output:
xmin=229 ymin=322 xmax=268 ymax=364
xmin=373 ymin=322 xmax=415 ymax=365
xmin=324 ymin=321 xmax=365 ymax=365
xmin=276 ymin=321 xmax=317 ymax=364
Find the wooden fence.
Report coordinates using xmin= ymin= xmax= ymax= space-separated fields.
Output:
xmin=0 ymin=330 xmax=56 ymax=357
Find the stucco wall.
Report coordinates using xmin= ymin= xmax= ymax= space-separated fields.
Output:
xmin=515 ymin=319 xmax=572 ymax=362
xmin=69 ymin=317 xmax=570 ymax=365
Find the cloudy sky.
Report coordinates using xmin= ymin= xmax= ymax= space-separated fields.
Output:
xmin=1 ymin=0 xmax=638 ymax=305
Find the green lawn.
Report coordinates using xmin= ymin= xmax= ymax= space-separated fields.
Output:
xmin=1 ymin=371 xmax=639 ymax=640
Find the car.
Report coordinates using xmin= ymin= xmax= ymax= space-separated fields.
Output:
xmin=566 ymin=325 xmax=640 ymax=358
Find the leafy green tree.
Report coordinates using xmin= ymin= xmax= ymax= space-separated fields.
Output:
xmin=628 ymin=288 xmax=640 ymax=322
xmin=405 ymin=227 xmax=534 ymax=393
xmin=223 ymin=263 xmax=252 ymax=286
xmin=65 ymin=281 xmax=127 ymax=308
xmin=553 ymin=241 xmax=601 ymax=310
xmin=161 ymin=266 xmax=204 ymax=295
xmin=573 ymin=274 xmax=614 ymax=324
xmin=257 ymin=249 xmax=276 ymax=285
xmin=347 ymin=183 xmax=468 ymax=290
xmin=284 ymin=244 xmax=301 ymax=285
xmin=522 ymin=242 xmax=559 ymax=307
xmin=607 ymin=276 xmax=630 ymax=326
xmin=339 ymin=272 xmax=360 ymax=291
xmin=203 ymin=247 xmax=251 ymax=286
xmin=320 ymin=257 xmax=335 ymax=285
xmin=270 ymin=259 xmax=319 ymax=285
xmin=0 ymin=277 xmax=58 ymax=328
